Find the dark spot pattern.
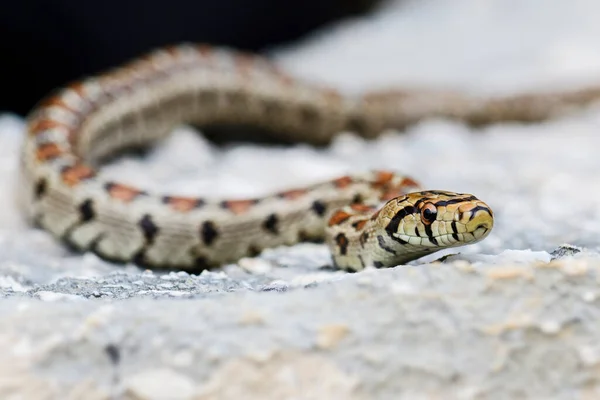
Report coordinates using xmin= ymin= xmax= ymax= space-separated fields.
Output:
xmin=139 ymin=214 xmax=159 ymax=242
xmin=132 ymin=250 xmax=147 ymax=266
xmin=352 ymin=193 xmax=363 ymax=204
xmin=201 ymin=221 xmax=219 ymax=246
xmin=34 ymin=178 xmax=47 ymax=199
xmin=263 ymin=213 xmax=279 ymax=234
xmin=335 ymin=233 xmax=349 ymax=255
xmin=248 ymin=245 xmax=262 ymax=257
xmin=79 ymin=199 xmax=95 ymax=222
xmin=311 ymin=200 xmax=326 ymax=217
xmin=373 ymin=261 xmax=384 ymax=269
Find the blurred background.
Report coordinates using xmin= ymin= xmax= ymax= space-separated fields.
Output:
xmin=0 ymin=0 xmax=382 ymax=115
xmin=2 ymin=0 xmax=600 ymax=261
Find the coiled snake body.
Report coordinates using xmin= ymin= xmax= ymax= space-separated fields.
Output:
xmin=20 ymin=44 xmax=600 ymax=271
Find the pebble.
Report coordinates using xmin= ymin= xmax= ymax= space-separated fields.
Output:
xmin=124 ymin=369 xmax=196 ymax=400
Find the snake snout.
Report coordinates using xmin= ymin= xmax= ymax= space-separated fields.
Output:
xmin=464 ymin=202 xmax=494 ymax=240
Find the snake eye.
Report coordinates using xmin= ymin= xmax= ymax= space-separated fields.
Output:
xmin=421 ymin=203 xmax=437 ymax=224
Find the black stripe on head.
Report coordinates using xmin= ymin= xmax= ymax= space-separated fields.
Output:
xmin=414 ymin=195 xmax=477 ymax=210
xmin=377 ymin=235 xmax=397 ymax=255
xmin=424 ymin=224 xmax=439 ymax=246
xmin=385 ymin=205 xmax=415 ymax=245
xmin=433 ymin=196 xmax=477 ymax=207
xmin=422 ymin=190 xmax=449 ymax=195
xmin=385 ymin=205 xmax=415 ymax=237
xmin=468 ymin=205 xmax=492 ymax=220
xmin=451 ymin=221 xmax=459 ymax=241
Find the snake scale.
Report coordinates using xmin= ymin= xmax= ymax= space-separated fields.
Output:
xmin=20 ymin=43 xmax=600 ymax=271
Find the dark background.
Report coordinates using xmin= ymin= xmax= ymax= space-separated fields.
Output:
xmin=0 ymin=0 xmax=381 ymax=115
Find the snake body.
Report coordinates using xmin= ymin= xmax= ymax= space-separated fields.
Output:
xmin=20 ymin=44 xmax=600 ymax=271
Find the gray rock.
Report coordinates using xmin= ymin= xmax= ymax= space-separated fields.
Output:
xmin=1 ymin=259 xmax=600 ymax=399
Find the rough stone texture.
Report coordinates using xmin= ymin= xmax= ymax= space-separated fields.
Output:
xmin=3 ymin=0 xmax=600 ymax=398
xmin=2 ymin=257 xmax=600 ymax=399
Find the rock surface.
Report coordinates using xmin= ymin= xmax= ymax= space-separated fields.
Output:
xmin=2 ymin=254 xmax=600 ymax=399
xmin=3 ymin=0 xmax=600 ymax=398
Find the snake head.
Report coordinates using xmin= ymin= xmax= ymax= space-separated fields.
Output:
xmin=379 ymin=190 xmax=494 ymax=254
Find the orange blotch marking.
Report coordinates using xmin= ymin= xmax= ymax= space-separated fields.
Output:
xmin=278 ymin=189 xmax=307 ymax=200
xmin=36 ymin=143 xmax=63 ymax=161
xmin=372 ymin=170 xmax=394 ymax=188
xmin=352 ymin=219 xmax=368 ymax=231
xmin=380 ymin=188 xmax=406 ymax=202
xmin=28 ymin=119 xmax=69 ymax=135
xmin=163 ymin=45 xmax=182 ymax=56
xmin=61 ymin=164 xmax=96 ymax=187
xmin=333 ymin=176 xmax=353 ymax=189
xmin=350 ymin=203 xmax=375 ymax=213
xmin=378 ymin=177 xmax=421 ymax=201
xmin=106 ymin=182 xmax=144 ymax=203
xmin=67 ymin=82 xmax=87 ymax=95
xmin=328 ymin=210 xmax=352 ymax=227
xmin=39 ymin=95 xmax=73 ymax=111
xmin=222 ymin=199 xmax=257 ymax=215
xmin=400 ymin=177 xmax=420 ymax=188
xmin=164 ymin=196 xmax=204 ymax=212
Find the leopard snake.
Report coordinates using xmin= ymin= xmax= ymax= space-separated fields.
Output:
xmin=19 ymin=44 xmax=600 ymax=271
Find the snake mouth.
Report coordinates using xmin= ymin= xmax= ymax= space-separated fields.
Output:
xmin=474 ymin=224 xmax=490 ymax=238
xmin=467 ymin=217 xmax=493 ymax=241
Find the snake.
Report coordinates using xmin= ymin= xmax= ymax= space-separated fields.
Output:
xmin=19 ymin=43 xmax=600 ymax=271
